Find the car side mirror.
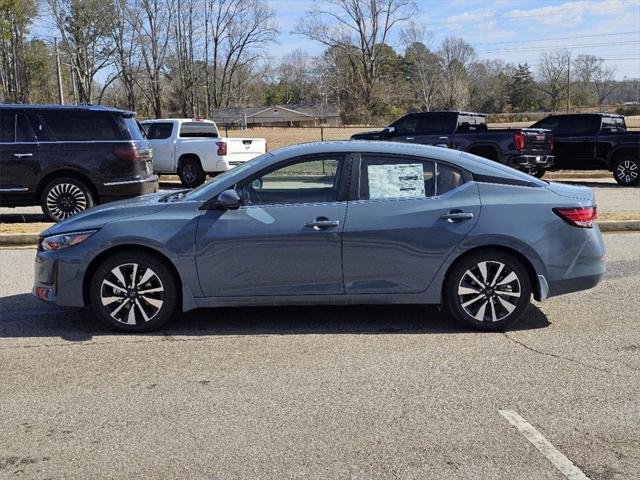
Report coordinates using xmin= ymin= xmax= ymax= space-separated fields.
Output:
xmin=383 ymin=126 xmax=396 ymax=136
xmin=202 ymin=189 xmax=241 ymax=210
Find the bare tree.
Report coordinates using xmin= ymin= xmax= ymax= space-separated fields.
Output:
xmin=401 ymin=23 xmax=441 ymax=111
xmin=109 ymin=0 xmax=141 ymax=110
xmin=573 ymin=54 xmax=599 ymax=107
xmin=48 ymin=0 xmax=116 ymax=104
xmin=593 ymin=63 xmax=618 ymax=108
xmin=296 ymin=0 xmax=414 ymax=118
xmin=0 ymin=0 xmax=37 ymax=102
xmin=439 ymin=37 xmax=475 ymax=110
xmin=134 ymin=0 xmax=174 ymax=117
xmin=205 ymin=0 xmax=277 ymax=109
xmin=537 ymin=50 xmax=569 ymax=111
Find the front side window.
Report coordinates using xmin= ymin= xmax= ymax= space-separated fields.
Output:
xmin=359 ymin=155 xmax=435 ymax=200
xmin=144 ymin=122 xmax=174 ymax=140
xmin=391 ymin=115 xmax=418 ymax=135
xmin=236 ymin=155 xmax=344 ymax=206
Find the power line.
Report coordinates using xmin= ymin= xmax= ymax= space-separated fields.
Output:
xmin=473 ymin=30 xmax=640 ymax=47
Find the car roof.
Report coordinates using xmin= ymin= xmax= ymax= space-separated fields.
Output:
xmin=0 ymin=103 xmax=134 ymax=116
xmin=140 ymin=118 xmax=216 ymax=123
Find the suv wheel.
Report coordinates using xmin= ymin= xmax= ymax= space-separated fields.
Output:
xmin=41 ymin=177 xmax=95 ymax=222
xmin=445 ymin=250 xmax=531 ymax=331
xmin=613 ymin=157 xmax=640 ymax=186
xmin=178 ymin=157 xmax=206 ymax=187
xmin=532 ymin=168 xmax=545 ymax=179
xmin=89 ymin=252 xmax=178 ymax=332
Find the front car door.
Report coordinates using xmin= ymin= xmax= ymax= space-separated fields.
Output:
xmin=195 ymin=154 xmax=350 ymax=297
xmin=0 ymin=110 xmax=40 ymax=206
xmin=342 ymin=153 xmax=480 ymax=294
xmin=143 ymin=122 xmax=175 ymax=173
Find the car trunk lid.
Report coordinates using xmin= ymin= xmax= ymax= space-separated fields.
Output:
xmin=224 ymin=137 xmax=267 ymax=166
xmin=522 ymin=128 xmax=553 ymax=154
xmin=545 ymin=181 xmax=595 ymax=204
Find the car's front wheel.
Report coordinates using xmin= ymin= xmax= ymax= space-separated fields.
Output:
xmin=613 ymin=157 xmax=640 ymax=186
xmin=445 ymin=250 xmax=532 ymax=331
xmin=89 ymin=252 xmax=178 ymax=332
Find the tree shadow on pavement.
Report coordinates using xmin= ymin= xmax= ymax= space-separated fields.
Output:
xmin=0 ymin=293 xmax=551 ymax=342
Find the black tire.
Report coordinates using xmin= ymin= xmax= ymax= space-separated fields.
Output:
xmin=532 ymin=169 xmax=546 ymax=179
xmin=89 ymin=251 xmax=179 ymax=332
xmin=444 ymin=250 xmax=532 ymax=331
xmin=41 ymin=177 xmax=95 ymax=222
xmin=613 ymin=157 xmax=640 ymax=186
xmin=178 ymin=157 xmax=206 ymax=187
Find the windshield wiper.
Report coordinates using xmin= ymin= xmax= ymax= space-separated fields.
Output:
xmin=159 ymin=189 xmax=190 ymax=202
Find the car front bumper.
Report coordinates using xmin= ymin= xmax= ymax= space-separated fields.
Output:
xmin=32 ymin=245 xmax=92 ymax=308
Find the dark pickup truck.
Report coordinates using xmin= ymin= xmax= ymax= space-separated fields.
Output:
xmin=531 ymin=113 xmax=640 ymax=186
xmin=351 ymin=111 xmax=554 ymax=175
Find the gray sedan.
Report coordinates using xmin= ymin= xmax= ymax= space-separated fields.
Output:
xmin=33 ymin=141 xmax=605 ymax=332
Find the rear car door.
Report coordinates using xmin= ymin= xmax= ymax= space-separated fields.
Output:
xmin=550 ymin=115 xmax=600 ymax=169
xmin=195 ymin=154 xmax=350 ymax=297
xmin=342 ymin=154 xmax=480 ymax=294
xmin=143 ymin=122 xmax=176 ymax=173
xmin=0 ymin=110 xmax=40 ymax=205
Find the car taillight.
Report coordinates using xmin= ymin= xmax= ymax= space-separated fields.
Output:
xmin=217 ymin=141 xmax=227 ymax=156
xmin=114 ymin=144 xmax=150 ymax=161
xmin=514 ymin=132 xmax=525 ymax=150
xmin=553 ymin=207 xmax=597 ymax=228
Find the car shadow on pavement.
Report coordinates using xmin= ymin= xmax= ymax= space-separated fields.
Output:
xmin=0 ymin=212 xmax=47 ymax=223
xmin=0 ymin=293 xmax=551 ymax=342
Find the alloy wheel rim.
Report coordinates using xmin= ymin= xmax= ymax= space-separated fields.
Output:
xmin=616 ymin=160 xmax=638 ymax=184
xmin=100 ymin=263 xmax=164 ymax=325
xmin=46 ymin=183 xmax=87 ymax=220
xmin=458 ymin=261 xmax=521 ymax=322
xmin=182 ymin=165 xmax=197 ymax=183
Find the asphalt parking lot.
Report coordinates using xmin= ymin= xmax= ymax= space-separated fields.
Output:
xmin=0 ymin=232 xmax=638 ymax=479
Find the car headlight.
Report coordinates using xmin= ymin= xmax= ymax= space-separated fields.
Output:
xmin=40 ymin=230 xmax=98 ymax=251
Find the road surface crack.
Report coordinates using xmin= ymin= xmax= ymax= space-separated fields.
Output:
xmin=502 ymin=333 xmax=629 ymax=377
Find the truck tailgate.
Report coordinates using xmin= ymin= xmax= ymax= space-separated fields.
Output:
xmin=523 ymin=128 xmax=553 ymax=153
xmin=225 ymin=138 xmax=267 ymax=165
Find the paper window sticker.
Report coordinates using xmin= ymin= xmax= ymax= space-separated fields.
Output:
xmin=368 ymin=163 xmax=425 ymax=199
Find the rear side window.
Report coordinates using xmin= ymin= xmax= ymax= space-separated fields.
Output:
xmin=40 ymin=111 xmax=122 ymax=141
xmin=436 ymin=163 xmax=464 ymax=195
xmin=557 ymin=116 xmax=598 ymax=135
xmin=118 ymin=116 xmax=145 ymax=140
xmin=417 ymin=114 xmax=457 ymax=134
xmin=0 ymin=113 xmax=14 ymax=142
xmin=15 ymin=114 xmax=36 ymax=142
xmin=144 ymin=122 xmax=174 ymax=140
xmin=179 ymin=122 xmax=218 ymax=138
xmin=532 ymin=117 xmax=561 ymax=131
xmin=359 ymin=155 xmax=435 ymax=199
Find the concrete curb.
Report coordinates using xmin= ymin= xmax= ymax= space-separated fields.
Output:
xmin=1 ymin=221 xmax=639 ymax=247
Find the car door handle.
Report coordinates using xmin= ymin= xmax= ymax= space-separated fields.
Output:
xmin=405 ymin=137 xmax=415 ymax=140
xmin=13 ymin=153 xmax=33 ymax=158
xmin=305 ymin=218 xmax=340 ymax=230
xmin=440 ymin=211 xmax=474 ymax=222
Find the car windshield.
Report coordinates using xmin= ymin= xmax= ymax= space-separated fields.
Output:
xmin=182 ymin=152 xmax=274 ymax=201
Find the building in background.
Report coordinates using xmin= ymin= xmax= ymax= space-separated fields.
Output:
xmin=211 ymin=104 xmax=340 ymax=127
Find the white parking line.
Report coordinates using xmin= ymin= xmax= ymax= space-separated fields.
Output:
xmin=499 ymin=410 xmax=590 ymax=480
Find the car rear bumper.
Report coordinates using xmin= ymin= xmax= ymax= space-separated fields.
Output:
xmin=98 ymin=174 xmax=158 ymax=202
xmin=513 ymin=155 xmax=554 ymax=169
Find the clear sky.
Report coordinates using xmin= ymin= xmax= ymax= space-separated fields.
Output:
xmin=270 ymin=0 xmax=640 ymax=79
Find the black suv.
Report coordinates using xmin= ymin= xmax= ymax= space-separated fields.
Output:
xmin=0 ymin=104 xmax=157 ymax=221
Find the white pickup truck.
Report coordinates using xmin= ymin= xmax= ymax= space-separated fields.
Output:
xmin=140 ymin=118 xmax=266 ymax=187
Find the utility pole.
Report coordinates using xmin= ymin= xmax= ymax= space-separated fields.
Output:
xmin=566 ymin=53 xmax=571 ymax=112
xmin=54 ymin=38 xmax=64 ymax=105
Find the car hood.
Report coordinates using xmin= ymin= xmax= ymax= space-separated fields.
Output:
xmin=41 ymin=192 xmax=170 ymax=236
xmin=545 ymin=181 xmax=595 ymax=203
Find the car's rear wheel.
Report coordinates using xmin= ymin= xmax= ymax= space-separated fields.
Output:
xmin=41 ymin=177 xmax=95 ymax=222
xmin=613 ymin=157 xmax=640 ymax=186
xmin=445 ymin=250 xmax=531 ymax=331
xmin=89 ymin=252 xmax=178 ymax=332
xmin=178 ymin=157 xmax=206 ymax=187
